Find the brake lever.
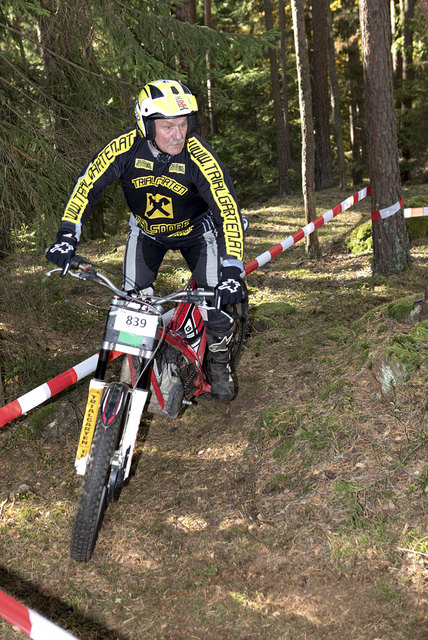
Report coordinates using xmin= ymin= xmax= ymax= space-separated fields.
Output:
xmin=60 ymin=263 xmax=70 ymax=278
xmin=186 ymin=289 xmax=215 ymax=305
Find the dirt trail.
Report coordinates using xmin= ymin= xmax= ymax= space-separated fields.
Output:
xmin=0 ymin=200 xmax=427 ymax=639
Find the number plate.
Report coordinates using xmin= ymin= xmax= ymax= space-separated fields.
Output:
xmin=114 ymin=308 xmax=158 ymax=338
xmin=103 ymin=300 xmax=160 ymax=356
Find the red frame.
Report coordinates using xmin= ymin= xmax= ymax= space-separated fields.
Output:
xmin=126 ymin=294 xmax=211 ymax=408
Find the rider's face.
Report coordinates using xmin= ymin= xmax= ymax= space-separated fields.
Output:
xmin=154 ymin=117 xmax=188 ymax=154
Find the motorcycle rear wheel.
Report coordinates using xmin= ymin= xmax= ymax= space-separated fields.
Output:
xmin=227 ymin=281 xmax=249 ymax=371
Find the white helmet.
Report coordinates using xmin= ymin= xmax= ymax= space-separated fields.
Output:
xmin=134 ymin=79 xmax=198 ymax=140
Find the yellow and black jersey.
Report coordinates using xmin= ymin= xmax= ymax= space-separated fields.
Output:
xmin=60 ymin=129 xmax=244 ymax=263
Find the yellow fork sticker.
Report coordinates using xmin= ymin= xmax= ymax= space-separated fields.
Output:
xmin=75 ymin=381 xmax=105 ymax=462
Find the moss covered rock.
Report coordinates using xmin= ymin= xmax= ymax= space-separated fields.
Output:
xmin=369 ymin=319 xmax=427 ymax=395
xmin=385 ymin=334 xmax=422 ymax=373
xmin=386 ymin=295 xmax=423 ymax=323
xmin=28 ymin=400 xmax=80 ymax=439
xmin=346 ymin=221 xmax=372 ymax=254
xmin=386 ymin=297 xmax=416 ymax=321
xmin=406 ymin=217 xmax=428 ymax=242
xmin=410 ymin=318 xmax=428 ymax=342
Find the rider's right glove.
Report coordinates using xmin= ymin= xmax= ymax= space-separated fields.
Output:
xmin=45 ymin=230 xmax=77 ymax=275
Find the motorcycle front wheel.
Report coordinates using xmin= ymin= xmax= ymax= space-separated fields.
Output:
xmin=70 ymin=382 xmax=128 ymax=562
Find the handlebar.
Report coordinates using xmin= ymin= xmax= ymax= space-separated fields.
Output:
xmin=46 ymin=255 xmax=215 ymax=307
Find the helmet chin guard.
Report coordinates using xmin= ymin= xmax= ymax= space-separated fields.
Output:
xmin=135 ymin=79 xmax=198 ymax=140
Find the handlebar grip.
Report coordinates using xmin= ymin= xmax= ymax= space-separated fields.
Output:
xmin=69 ymin=255 xmax=85 ymax=270
xmin=60 ymin=255 xmax=92 ymax=278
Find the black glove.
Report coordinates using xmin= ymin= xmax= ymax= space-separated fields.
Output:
xmin=46 ymin=231 xmax=77 ymax=274
xmin=216 ymin=266 xmax=244 ymax=306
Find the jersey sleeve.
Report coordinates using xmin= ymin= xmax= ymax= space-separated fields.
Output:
xmin=59 ymin=129 xmax=137 ymax=240
xmin=187 ymin=136 xmax=244 ymax=265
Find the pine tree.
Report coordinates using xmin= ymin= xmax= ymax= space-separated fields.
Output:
xmin=291 ymin=0 xmax=319 ymax=256
xmin=359 ymin=0 xmax=411 ymax=275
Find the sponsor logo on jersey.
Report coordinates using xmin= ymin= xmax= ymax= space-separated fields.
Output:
xmin=135 ymin=215 xmax=192 ymax=236
xmin=145 ymin=193 xmax=174 ymax=219
xmin=169 ymin=163 xmax=185 ymax=174
xmin=131 ymin=174 xmax=187 ymax=195
xmin=135 ymin=158 xmax=153 ymax=170
xmin=168 ymin=226 xmax=194 ymax=237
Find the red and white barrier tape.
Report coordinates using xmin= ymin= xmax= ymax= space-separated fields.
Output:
xmin=371 ymin=200 xmax=428 ymax=220
xmin=0 ymin=352 xmax=122 ymax=429
xmin=244 ymin=186 xmax=370 ymax=275
xmin=371 ymin=197 xmax=403 ymax=220
xmin=0 ymin=187 xmax=425 ymax=430
xmin=0 ymin=187 xmax=370 ymax=427
xmin=0 ymin=589 xmax=78 ymax=639
xmin=404 ymin=207 xmax=428 ymax=218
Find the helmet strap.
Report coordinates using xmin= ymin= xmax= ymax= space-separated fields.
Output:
xmin=149 ymin=140 xmax=171 ymax=166
xmin=144 ymin=117 xmax=157 ymax=141
xmin=156 ymin=152 xmax=172 ymax=166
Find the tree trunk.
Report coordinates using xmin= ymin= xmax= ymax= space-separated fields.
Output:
xmin=173 ymin=0 xmax=206 ymax=136
xmin=359 ymin=0 xmax=411 ymax=275
xmin=347 ymin=34 xmax=366 ymax=185
xmin=37 ymin=0 xmax=106 ymax=239
xmin=327 ymin=8 xmax=346 ymax=189
xmin=37 ymin=0 xmax=92 ymax=147
xmin=291 ymin=0 xmax=319 ymax=256
xmin=312 ymin=0 xmax=333 ymax=190
xmin=419 ymin=0 xmax=428 ymax=23
xmin=390 ymin=0 xmax=403 ymax=99
xmin=0 ymin=220 xmax=12 ymax=259
xmin=264 ymin=0 xmax=290 ymax=196
xmin=402 ymin=0 xmax=415 ymax=112
xmin=400 ymin=0 xmax=415 ymax=165
xmin=278 ymin=0 xmax=292 ymax=169
xmin=339 ymin=0 xmax=367 ymax=186
xmin=174 ymin=0 xmax=196 ymax=23
xmin=204 ymin=0 xmax=218 ymax=137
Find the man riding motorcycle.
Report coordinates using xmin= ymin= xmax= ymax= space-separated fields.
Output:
xmin=46 ymin=79 xmax=245 ymax=401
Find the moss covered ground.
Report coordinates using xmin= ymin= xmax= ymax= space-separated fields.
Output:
xmin=0 ymin=187 xmax=427 ymax=639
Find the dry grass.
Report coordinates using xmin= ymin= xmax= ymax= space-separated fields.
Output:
xmin=0 ymin=186 xmax=427 ymax=639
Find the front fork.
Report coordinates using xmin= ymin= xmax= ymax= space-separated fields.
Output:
xmin=74 ymin=378 xmax=106 ymax=475
xmin=74 ymin=348 xmax=113 ymax=475
xmin=75 ymin=349 xmax=151 ymax=478
xmin=107 ymin=355 xmax=152 ymax=497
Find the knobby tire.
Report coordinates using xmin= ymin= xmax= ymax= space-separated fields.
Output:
xmin=70 ymin=384 xmax=126 ymax=562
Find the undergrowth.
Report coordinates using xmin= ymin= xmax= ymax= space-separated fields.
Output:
xmin=0 ymin=188 xmax=427 ymax=640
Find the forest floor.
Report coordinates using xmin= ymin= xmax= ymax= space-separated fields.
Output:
xmin=0 ymin=187 xmax=427 ymax=640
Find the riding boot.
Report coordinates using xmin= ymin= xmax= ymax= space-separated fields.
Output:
xmin=205 ymin=329 xmax=235 ymax=401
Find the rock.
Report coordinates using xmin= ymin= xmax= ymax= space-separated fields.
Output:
xmin=28 ymin=401 xmax=80 ymax=440
xmin=370 ymin=353 xmax=410 ymax=396
xmin=9 ymin=483 xmax=31 ymax=501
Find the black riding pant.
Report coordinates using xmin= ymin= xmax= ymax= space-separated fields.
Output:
xmin=123 ymin=227 xmax=233 ymax=335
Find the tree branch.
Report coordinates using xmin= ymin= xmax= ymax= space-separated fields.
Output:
xmin=0 ymin=21 xmax=131 ymax=85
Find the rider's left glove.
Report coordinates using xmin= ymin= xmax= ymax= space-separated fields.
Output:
xmin=46 ymin=231 xmax=77 ymax=275
xmin=216 ymin=266 xmax=244 ymax=306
